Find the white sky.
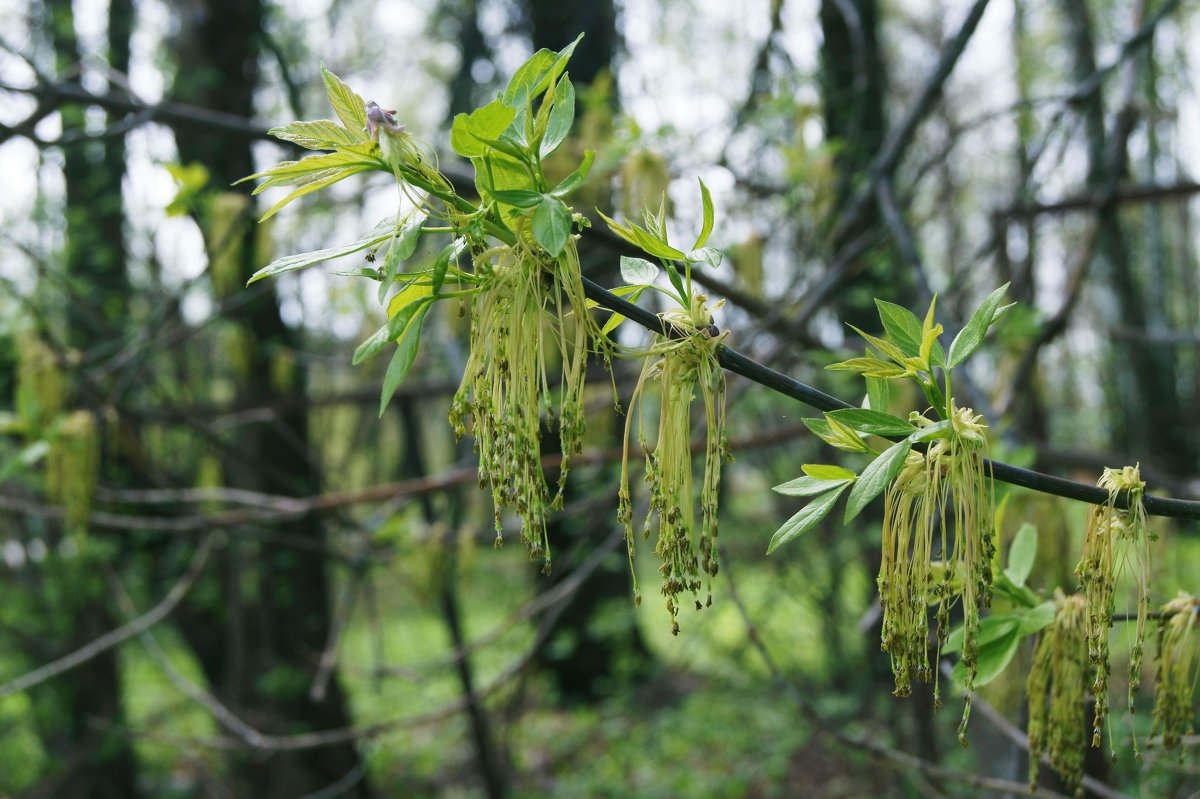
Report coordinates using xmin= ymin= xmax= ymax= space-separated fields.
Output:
xmin=1 ymin=0 xmax=1198 ymax=343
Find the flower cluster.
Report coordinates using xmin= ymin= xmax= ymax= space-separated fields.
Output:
xmin=878 ymin=405 xmax=994 ymax=741
xmin=1075 ymin=464 xmax=1152 ymax=753
xmin=450 ymin=233 xmax=600 ymax=572
xmin=618 ymin=294 xmax=729 ymax=634
xmin=1151 ymin=592 xmax=1199 ymax=752
xmin=1027 ymin=591 xmax=1089 ymax=797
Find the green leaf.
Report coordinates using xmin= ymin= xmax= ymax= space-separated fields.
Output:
xmin=502 ymin=34 xmax=581 ymax=109
xmin=909 ymin=420 xmax=952 ymax=442
xmin=1003 ymin=523 xmax=1038 ymax=588
xmin=392 ymin=211 xmax=428 ymax=263
xmin=825 ymin=357 xmax=907 ymax=379
xmin=801 ymin=464 xmax=857 ymax=481
xmin=258 ymin=165 xmax=373 ymax=220
xmin=960 ymin=623 xmax=1023 ymax=688
xmin=1016 ymin=601 xmax=1056 ymax=636
xmin=767 ymin=483 xmax=849 ymax=554
xmin=320 ymin=64 xmax=368 ymax=133
xmin=269 ymin=119 xmax=365 ymax=150
xmin=875 ymin=299 xmax=923 ymax=356
xmin=550 ymin=150 xmax=595 ymax=197
xmin=377 ymin=211 xmax=429 ymax=301
xmin=353 ymin=297 xmax=432 ymax=365
xmin=431 ymin=237 xmax=467 ymax=295
xmin=620 ymin=256 xmax=659 ymax=286
xmin=379 ymin=303 xmax=431 ymax=416
xmin=533 ymin=196 xmax=572 ymax=257
xmin=490 ymin=189 xmax=543 ymax=208
xmin=451 ymin=100 xmax=518 ymax=158
xmin=946 ymin=613 xmax=1018 ymax=656
xmin=773 ymin=475 xmax=853 ymax=496
xmin=826 ymin=409 xmax=917 ymax=437
xmin=844 ymin=439 xmax=912 ymax=523
xmin=540 ymin=76 xmax=575 ymax=158
xmin=865 ymin=377 xmax=891 ymax=414
xmin=597 ymin=210 xmax=687 ymax=261
xmin=686 ymin=247 xmax=722 ymax=269
xmin=847 ymin=325 xmax=909 ymax=365
xmin=802 ymin=417 xmax=870 ymax=453
xmin=947 ymin=283 xmax=1011 ymax=368
xmin=248 ymin=219 xmax=395 ymax=284
xmin=694 ymin=177 xmax=714 ymax=249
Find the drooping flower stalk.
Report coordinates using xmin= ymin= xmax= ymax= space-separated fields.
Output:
xmin=1150 ymin=592 xmax=1199 ymax=752
xmin=1075 ymin=464 xmax=1153 ymax=755
xmin=878 ymin=404 xmax=994 ymax=742
xmin=450 ymin=230 xmax=602 ymax=573
xmin=618 ymin=294 xmax=729 ymax=633
xmin=1027 ymin=590 xmax=1089 ymax=797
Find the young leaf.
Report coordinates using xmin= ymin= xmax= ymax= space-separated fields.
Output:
xmin=1015 ymin=601 xmax=1056 ymax=636
xmin=450 ymin=100 xmax=518 ymax=158
xmin=387 ymin=278 xmax=433 ymax=320
xmin=533 ymin=196 xmax=572 ymax=257
xmin=620 ymin=256 xmax=659 ymax=286
xmin=686 ymin=247 xmax=722 ymax=269
xmin=502 ymin=34 xmax=581 ymax=109
xmin=693 ymin=177 xmax=714 ymax=249
xmin=844 ymin=439 xmax=912 ymax=523
xmin=354 ymin=297 xmax=431 ymax=365
xmin=490 ymin=189 xmax=544 ymax=208
xmin=258 ymin=165 xmax=373 ymax=220
xmin=826 ymin=357 xmax=907 ymax=379
xmin=847 ymin=325 xmax=909 ymax=365
xmin=773 ymin=475 xmax=853 ymax=496
xmin=269 ymin=119 xmax=366 ymax=150
xmin=801 ymin=464 xmax=857 ymax=481
xmin=909 ymin=420 xmax=952 ymax=442
xmin=540 ymin=76 xmax=575 ymax=158
xmin=956 ymin=623 xmax=1022 ymax=688
xmin=875 ymin=299 xmax=923 ymax=356
xmin=431 ymin=237 xmax=467 ymax=295
xmin=320 ymin=64 xmax=368 ymax=133
xmin=946 ymin=283 xmax=1011 ymax=368
xmin=767 ymin=483 xmax=849 ymax=554
xmin=248 ymin=219 xmax=395 ymax=284
xmin=379 ymin=304 xmax=431 ymax=416
xmin=865 ymin=377 xmax=892 ymax=414
xmin=803 ymin=417 xmax=869 ymax=453
xmin=826 ymin=408 xmax=918 ymax=437
xmin=1003 ymin=522 xmax=1038 ymax=588
xmin=549 ymin=150 xmax=595 ymax=197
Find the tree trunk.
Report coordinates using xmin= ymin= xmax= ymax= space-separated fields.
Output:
xmin=164 ymin=1 xmax=368 ymax=795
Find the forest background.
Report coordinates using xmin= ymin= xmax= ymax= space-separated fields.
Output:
xmin=1 ymin=0 xmax=1199 ymax=797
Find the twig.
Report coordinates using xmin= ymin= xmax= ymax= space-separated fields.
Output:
xmin=578 ymin=275 xmax=1200 ymax=520
xmin=0 ymin=533 xmax=215 ymax=699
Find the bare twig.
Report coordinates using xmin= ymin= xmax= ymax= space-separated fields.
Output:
xmin=0 ymin=534 xmax=215 ymax=699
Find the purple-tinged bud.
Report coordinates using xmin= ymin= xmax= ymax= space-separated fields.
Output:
xmin=365 ymin=101 xmax=406 ymax=141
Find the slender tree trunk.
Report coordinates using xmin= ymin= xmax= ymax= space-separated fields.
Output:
xmin=26 ymin=2 xmax=141 ymax=796
xmin=163 ymin=1 xmax=368 ymax=795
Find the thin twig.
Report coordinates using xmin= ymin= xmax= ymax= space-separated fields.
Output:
xmin=0 ymin=533 xmax=215 ymax=699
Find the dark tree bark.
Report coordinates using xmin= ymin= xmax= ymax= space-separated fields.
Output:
xmin=162 ymin=1 xmax=368 ymax=795
xmin=1060 ymin=0 xmax=1190 ymax=472
xmin=819 ymin=0 xmax=902 ymax=329
xmin=24 ymin=2 xmax=141 ymax=796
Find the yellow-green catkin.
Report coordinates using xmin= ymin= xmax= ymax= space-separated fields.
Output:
xmin=46 ymin=410 xmax=99 ymax=539
xmin=450 ymin=232 xmax=604 ymax=574
xmin=16 ymin=337 xmax=63 ymax=431
xmin=1027 ymin=591 xmax=1089 ymax=797
xmin=1151 ymin=592 xmax=1199 ymax=752
xmin=618 ymin=295 xmax=729 ymax=634
xmin=878 ymin=405 xmax=994 ymax=743
xmin=1075 ymin=464 xmax=1153 ymax=757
